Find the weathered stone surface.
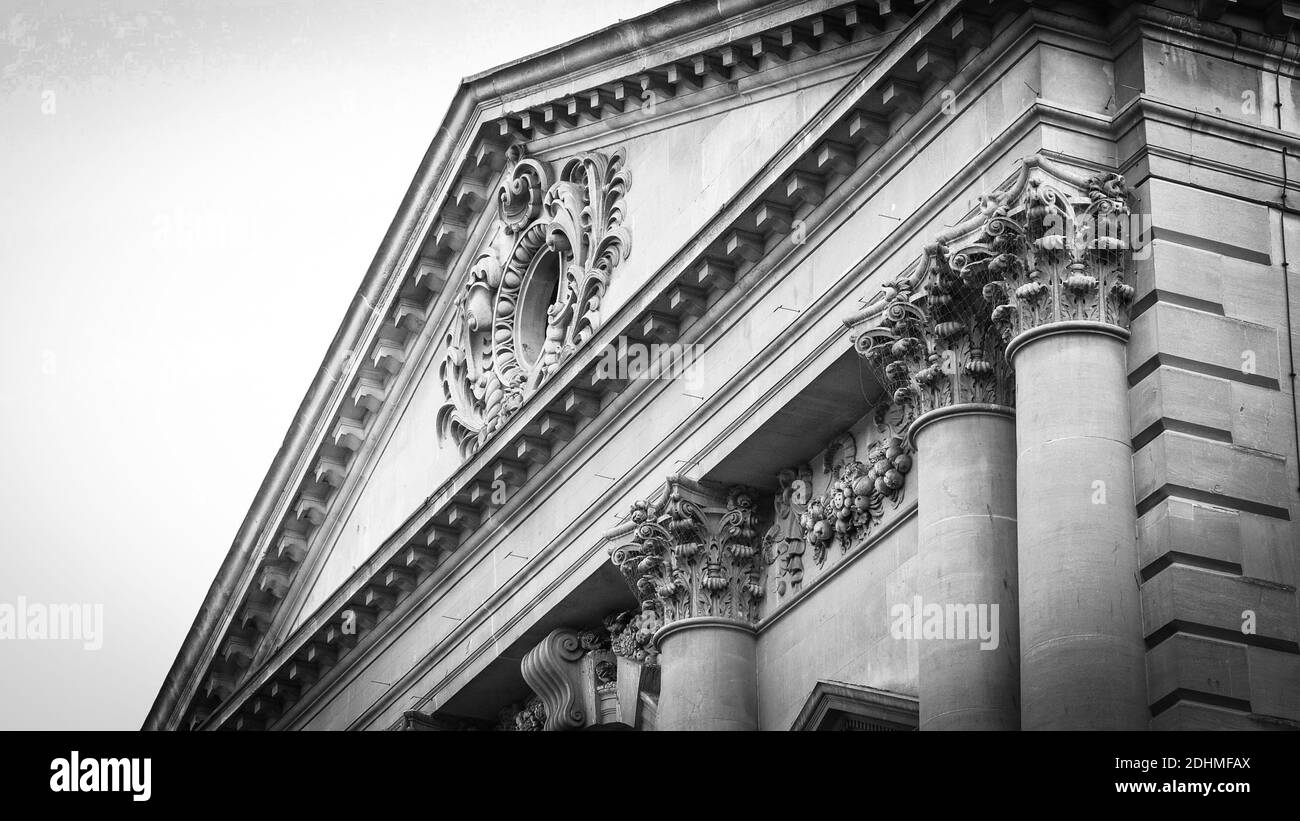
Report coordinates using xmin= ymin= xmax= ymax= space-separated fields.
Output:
xmin=1133 ymin=431 xmax=1291 ymax=514
xmin=1143 ymin=565 xmax=1299 ymax=647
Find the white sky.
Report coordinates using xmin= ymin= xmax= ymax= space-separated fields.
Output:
xmin=0 ymin=0 xmax=666 ymax=730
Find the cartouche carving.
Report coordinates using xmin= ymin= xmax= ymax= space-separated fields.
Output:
xmin=439 ymin=145 xmax=632 ymax=456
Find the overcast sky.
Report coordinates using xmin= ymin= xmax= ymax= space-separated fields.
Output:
xmin=0 ymin=0 xmax=665 ymax=730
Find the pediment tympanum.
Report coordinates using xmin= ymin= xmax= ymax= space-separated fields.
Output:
xmin=437 ymin=146 xmax=632 ymax=457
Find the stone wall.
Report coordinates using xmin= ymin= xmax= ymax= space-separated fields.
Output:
xmin=1121 ymin=30 xmax=1300 ymax=726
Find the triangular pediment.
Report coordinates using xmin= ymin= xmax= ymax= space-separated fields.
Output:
xmin=284 ymin=38 xmax=876 ymax=638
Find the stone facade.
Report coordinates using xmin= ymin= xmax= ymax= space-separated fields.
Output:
xmin=148 ymin=0 xmax=1300 ymax=731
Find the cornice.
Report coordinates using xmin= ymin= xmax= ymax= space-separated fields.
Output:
xmin=1108 ymin=1 xmax=1300 ymax=73
xmin=155 ymin=0 xmax=1294 ymax=729
xmin=260 ymin=14 xmax=894 ymax=666
xmin=172 ymin=0 xmax=946 ymax=732
xmin=354 ymin=3 xmax=1298 ymax=731
xmin=1115 ymin=92 xmax=1300 ymax=159
xmin=199 ymin=0 xmax=971 ymax=731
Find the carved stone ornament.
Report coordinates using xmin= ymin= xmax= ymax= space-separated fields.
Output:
xmin=610 ymin=478 xmax=768 ymax=627
xmin=764 ymin=465 xmax=813 ymax=597
xmin=605 ymin=607 xmax=661 ymax=664
xmin=848 ymin=156 xmax=1137 ymax=422
xmin=496 ymin=695 xmax=547 ymax=731
xmin=519 ymin=628 xmax=590 ymax=731
xmin=438 ymin=145 xmax=632 ymax=456
xmin=766 ymin=425 xmax=912 ymax=572
xmin=516 ymin=621 xmax=659 ymax=730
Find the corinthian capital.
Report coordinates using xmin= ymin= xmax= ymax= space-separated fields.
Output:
xmin=850 ymin=262 xmax=1014 ymax=421
xmin=609 ymin=478 xmax=767 ymax=627
xmin=950 ymin=158 xmax=1137 ymax=346
xmin=847 ymin=156 xmax=1138 ymax=416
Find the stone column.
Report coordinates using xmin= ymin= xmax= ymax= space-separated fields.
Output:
xmin=1007 ymin=324 xmax=1146 ymax=729
xmin=911 ymin=406 xmax=1019 ymax=730
xmin=981 ymin=159 xmax=1147 ymax=729
xmin=849 ymin=156 xmax=1149 ymax=729
xmin=853 ymin=254 xmax=1020 ymax=730
xmin=609 ymin=479 xmax=765 ymax=731
xmin=654 ymin=618 xmax=757 ymax=731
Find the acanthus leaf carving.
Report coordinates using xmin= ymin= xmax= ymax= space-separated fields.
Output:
xmin=847 ymin=156 xmax=1137 ymax=426
xmin=852 ymin=253 xmax=1015 ymax=423
xmin=958 ymin=165 xmax=1136 ymax=341
xmin=610 ymin=478 xmax=768 ymax=628
xmin=499 ymin=144 xmax=551 ymax=234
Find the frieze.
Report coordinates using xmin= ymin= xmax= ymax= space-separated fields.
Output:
xmin=764 ymin=420 xmax=913 ymax=588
